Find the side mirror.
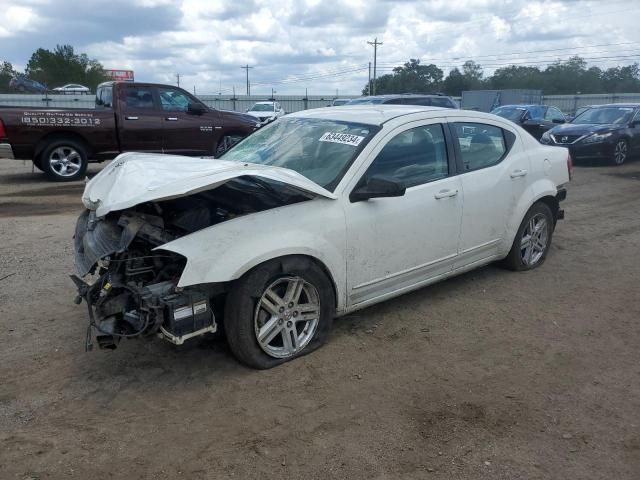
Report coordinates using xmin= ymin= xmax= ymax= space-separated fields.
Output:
xmin=552 ymin=118 xmax=565 ymax=124
xmin=188 ymin=103 xmax=205 ymax=115
xmin=630 ymin=120 xmax=640 ymax=128
xmin=350 ymin=176 xmax=406 ymax=203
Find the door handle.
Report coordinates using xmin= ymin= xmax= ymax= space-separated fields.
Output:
xmin=125 ymin=116 xmax=138 ymax=120
xmin=165 ymin=117 xmax=178 ymax=121
xmin=510 ymin=169 xmax=528 ymax=178
xmin=434 ymin=189 xmax=458 ymax=199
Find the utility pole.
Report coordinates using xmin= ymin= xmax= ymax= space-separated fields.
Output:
xmin=367 ymin=38 xmax=382 ymax=95
xmin=176 ymin=73 xmax=180 ymax=87
xmin=241 ymin=64 xmax=253 ymax=95
xmin=368 ymin=62 xmax=371 ymax=96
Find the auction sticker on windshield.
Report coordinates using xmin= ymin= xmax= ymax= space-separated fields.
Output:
xmin=319 ymin=132 xmax=365 ymax=146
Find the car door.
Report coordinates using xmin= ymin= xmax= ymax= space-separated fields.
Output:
xmin=449 ymin=119 xmax=530 ymax=268
xmin=521 ymin=106 xmax=548 ymax=139
xmin=344 ymin=121 xmax=463 ymax=308
xmin=157 ymin=86 xmax=219 ymax=156
xmin=116 ymin=84 xmax=164 ymax=152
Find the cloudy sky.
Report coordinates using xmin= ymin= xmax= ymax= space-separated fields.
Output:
xmin=1 ymin=0 xmax=639 ymax=95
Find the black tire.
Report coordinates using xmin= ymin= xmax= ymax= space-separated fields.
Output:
xmin=225 ymin=256 xmax=335 ymax=369
xmin=502 ymin=202 xmax=554 ymax=271
xmin=612 ymin=138 xmax=628 ymax=166
xmin=215 ymin=134 xmax=245 ymax=157
xmin=32 ymin=156 xmax=45 ymax=172
xmin=41 ymin=138 xmax=88 ymax=182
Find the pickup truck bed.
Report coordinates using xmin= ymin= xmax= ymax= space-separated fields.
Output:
xmin=0 ymin=81 xmax=258 ymax=181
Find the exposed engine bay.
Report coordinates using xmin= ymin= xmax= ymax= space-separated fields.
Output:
xmin=72 ymin=177 xmax=311 ymax=350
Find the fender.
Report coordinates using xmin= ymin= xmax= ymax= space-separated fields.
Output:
xmin=505 ymin=177 xmax=560 ymax=251
xmin=157 ymin=199 xmax=349 ymax=312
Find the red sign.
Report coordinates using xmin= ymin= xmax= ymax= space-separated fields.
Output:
xmin=104 ymin=69 xmax=134 ymax=82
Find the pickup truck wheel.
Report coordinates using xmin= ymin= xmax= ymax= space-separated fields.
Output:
xmin=225 ymin=257 xmax=334 ymax=369
xmin=503 ymin=202 xmax=554 ymax=271
xmin=215 ymin=134 xmax=244 ymax=157
xmin=41 ymin=140 xmax=88 ymax=181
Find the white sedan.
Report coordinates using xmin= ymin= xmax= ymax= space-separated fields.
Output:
xmin=53 ymin=83 xmax=91 ymax=94
xmin=72 ymin=106 xmax=571 ymax=368
xmin=245 ymin=101 xmax=285 ymax=124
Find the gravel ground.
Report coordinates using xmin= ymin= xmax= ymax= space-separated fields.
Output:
xmin=0 ymin=157 xmax=639 ymax=480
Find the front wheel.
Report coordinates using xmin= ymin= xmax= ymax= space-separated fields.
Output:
xmin=41 ymin=139 xmax=88 ymax=181
xmin=612 ymin=139 xmax=628 ymax=165
xmin=503 ymin=202 xmax=554 ymax=271
xmin=224 ymin=256 xmax=335 ymax=369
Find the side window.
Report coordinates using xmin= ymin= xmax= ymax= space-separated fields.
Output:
xmin=158 ymin=88 xmax=192 ymax=111
xmin=124 ymin=87 xmax=155 ymax=109
xmin=526 ymin=106 xmax=545 ymax=120
xmin=431 ymin=98 xmax=453 ymax=108
xmin=413 ymin=98 xmax=433 ymax=106
xmin=453 ymin=122 xmax=507 ymax=172
xmin=364 ymin=124 xmax=449 ymax=188
xmin=545 ymin=107 xmax=565 ymax=121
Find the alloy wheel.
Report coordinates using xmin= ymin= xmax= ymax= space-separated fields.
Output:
xmin=254 ymin=276 xmax=320 ymax=359
xmin=48 ymin=146 xmax=82 ymax=177
xmin=614 ymin=140 xmax=627 ymax=165
xmin=520 ymin=213 xmax=549 ymax=267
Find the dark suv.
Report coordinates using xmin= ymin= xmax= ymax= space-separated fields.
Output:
xmin=346 ymin=94 xmax=458 ymax=109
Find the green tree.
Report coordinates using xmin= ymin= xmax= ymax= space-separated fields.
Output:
xmin=362 ymin=59 xmax=443 ymax=95
xmin=602 ymin=64 xmax=640 ymax=93
xmin=25 ymin=44 xmax=108 ymax=92
xmin=0 ymin=61 xmax=17 ymax=93
xmin=442 ymin=60 xmax=485 ymax=95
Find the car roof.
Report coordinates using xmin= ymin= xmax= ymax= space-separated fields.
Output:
xmin=495 ymin=104 xmax=543 ymax=109
xmin=288 ymin=105 xmax=463 ymax=126
xmin=590 ymin=103 xmax=640 ymax=108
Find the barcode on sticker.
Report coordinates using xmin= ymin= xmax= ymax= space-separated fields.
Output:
xmin=319 ymin=132 xmax=365 ymax=146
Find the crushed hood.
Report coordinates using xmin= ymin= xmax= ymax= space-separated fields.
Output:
xmin=83 ymin=152 xmax=336 ymax=217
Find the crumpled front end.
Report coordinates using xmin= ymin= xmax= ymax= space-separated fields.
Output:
xmin=72 ymin=206 xmax=220 ymax=351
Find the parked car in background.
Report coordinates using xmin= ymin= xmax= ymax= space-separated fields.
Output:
xmin=8 ymin=75 xmax=48 ymax=93
xmin=52 ymin=84 xmax=91 ymax=95
xmin=345 ymin=94 xmax=458 ymax=109
xmin=72 ymin=106 xmax=569 ymax=368
xmin=245 ymin=101 xmax=285 ymax=124
xmin=491 ymin=104 xmax=567 ymax=139
xmin=541 ymin=103 xmax=640 ymax=165
xmin=0 ymin=81 xmax=259 ymax=181
xmin=331 ymin=98 xmax=352 ymax=106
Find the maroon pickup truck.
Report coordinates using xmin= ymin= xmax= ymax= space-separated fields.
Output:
xmin=0 ymin=81 xmax=259 ymax=181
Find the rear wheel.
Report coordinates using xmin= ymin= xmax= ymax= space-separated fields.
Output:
xmin=225 ymin=256 xmax=334 ymax=369
xmin=41 ymin=139 xmax=88 ymax=181
xmin=503 ymin=202 xmax=554 ymax=271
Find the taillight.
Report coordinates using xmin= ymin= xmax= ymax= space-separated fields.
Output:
xmin=0 ymin=119 xmax=6 ymax=139
xmin=567 ymin=153 xmax=573 ymax=181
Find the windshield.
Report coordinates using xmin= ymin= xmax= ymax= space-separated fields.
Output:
xmin=220 ymin=117 xmax=379 ymax=191
xmin=250 ymin=103 xmax=275 ymax=112
xmin=347 ymin=97 xmax=385 ymax=105
xmin=572 ymin=106 xmax=635 ymax=125
xmin=492 ymin=106 xmax=526 ymax=121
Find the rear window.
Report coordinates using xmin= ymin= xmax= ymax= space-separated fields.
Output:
xmin=96 ymin=86 xmax=113 ymax=108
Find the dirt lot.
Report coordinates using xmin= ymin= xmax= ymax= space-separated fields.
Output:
xmin=1 ymin=157 xmax=639 ymax=480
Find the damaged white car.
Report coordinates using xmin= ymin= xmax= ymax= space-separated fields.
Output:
xmin=72 ymin=106 xmax=571 ymax=369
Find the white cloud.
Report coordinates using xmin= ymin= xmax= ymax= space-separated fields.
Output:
xmin=1 ymin=0 xmax=639 ymax=94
